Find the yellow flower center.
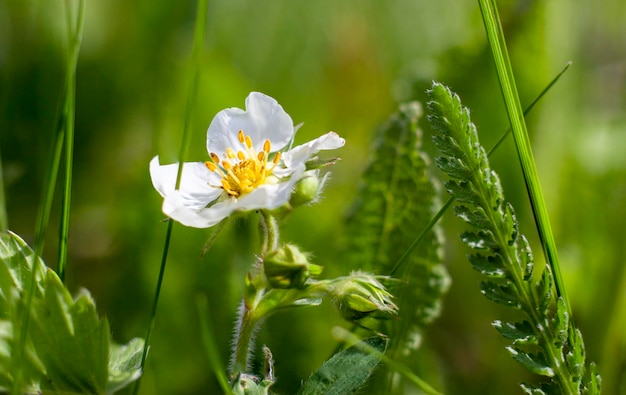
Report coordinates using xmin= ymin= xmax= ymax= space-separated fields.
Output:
xmin=205 ymin=130 xmax=281 ymax=197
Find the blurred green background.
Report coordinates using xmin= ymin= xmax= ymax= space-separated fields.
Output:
xmin=1 ymin=0 xmax=625 ymax=394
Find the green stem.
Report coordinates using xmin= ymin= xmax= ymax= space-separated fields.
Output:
xmin=11 ymin=2 xmax=85 ymax=393
xmin=260 ymin=210 xmax=279 ymax=254
xmin=477 ymin=0 xmax=571 ymax=317
xmin=197 ymin=296 xmax=232 ymax=393
xmin=132 ymin=1 xmax=208 ymax=393
xmin=230 ymin=300 xmax=261 ymax=376
xmin=0 ymin=150 xmax=7 ymax=233
xmin=57 ymin=0 xmax=85 ymax=282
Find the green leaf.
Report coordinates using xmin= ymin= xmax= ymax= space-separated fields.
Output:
xmin=343 ymin=102 xmax=449 ymax=390
xmin=107 ymin=338 xmax=144 ymax=394
xmin=480 ymin=281 xmax=521 ymax=309
xmin=297 ymin=336 xmax=388 ymax=395
xmin=467 ymin=253 xmax=508 ymax=278
xmin=565 ymin=327 xmax=585 ymax=382
xmin=492 ymin=320 xmax=537 ymax=346
xmin=520 ymin=383 xmax=548 ymax=395
xmin=28 ymin=272 xmax=109 ymax=394
xmin=507 ymin=347 xmax=554 ymax=377
xmin=0 ymin=231 xmax=143 ymax=394
xmin=550 ymin=297 xmax=569 ymax=348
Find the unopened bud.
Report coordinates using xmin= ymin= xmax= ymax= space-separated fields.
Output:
xmin=290 ymin=171 xmax=327 ymax=208
xmin=331 ymin=271 xmax=398 ymax=321
xmin=263 ymin=244 xmax=321 ymax=289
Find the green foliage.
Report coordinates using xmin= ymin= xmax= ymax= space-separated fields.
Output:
xmin=297 ymin=336 xmax=388 ymax=395
xmin=344 ymin=102 xmax=449 ymax=391
xmin=427 ymin=82 xmax=600 ymax=394
xmin=0 ymin=231 xmax=143 ymax=394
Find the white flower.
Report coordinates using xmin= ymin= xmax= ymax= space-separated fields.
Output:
xmin=150 ymin=92 xmax=345 ymax=228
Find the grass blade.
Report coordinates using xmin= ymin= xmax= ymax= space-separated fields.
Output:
xmin=132 ymin=1 xmax=209 ymax=393
xmin=477 ymin=0 xmax=571 ymax=316
xmin=57 ymin=0 xmax=86 ymax=282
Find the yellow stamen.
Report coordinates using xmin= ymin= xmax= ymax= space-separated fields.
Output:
xmin=205 ymin=129 xmax=281 ymax=197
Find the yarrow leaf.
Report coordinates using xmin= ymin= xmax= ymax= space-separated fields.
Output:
xmin=427 ymin=82 xmax=599 ymax=394
xmin=344 ymin=102 xmax=449 ymax=392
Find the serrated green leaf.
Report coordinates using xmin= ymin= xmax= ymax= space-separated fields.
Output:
xmin=492 ymin=320 xmax=537 ymax=346
xmin=343 ymin=101 xmax=449 ymax=393
xmin=520 ymin=382 xmax=548 ymax=395
xmin=507 ymin=347 xmax=554 ymax=377
xmin=581 ymin=362 xmax=601 ymax=395
xmin=468 ymin=253 xmax=508 ymax=278
xmin=29 ymin=272 xmax=109 ymax=394
xmin=297 ymin=336 xmax=388 ymax=395
xmin=0 ymin=231 xmax=143 ymax=394
xmin=550 ymin=298 xmax=569 ymax=348
xmin=566 ymin=327 xmax=585 ymax=382
xmin=480 ymin=281 xmax=521 ymax=309
xmin=107 ymin=338 xmax=144 ymax=394
xmin=535 ymin=267 xmax=553 ymax=313
xmin=454 ymin=205 xmax=493 ymax=231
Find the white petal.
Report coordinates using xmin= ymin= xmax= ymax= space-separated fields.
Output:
xmin=150 ymin=156 xmax=222 ymax=210
xmin=236 ymin=166 xmax=304 ymax=210
xmin=206 ymin=92 xmax=294 ymax=155
xmin=282 ymin=132 xmax=345 ymax=170
xmin=162 ymin=191 xmax=231 ymax=228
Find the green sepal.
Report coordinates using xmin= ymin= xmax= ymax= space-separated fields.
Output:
xmin=507 ymin=347 xmax=554 ymax=377
xmin=492 ymin=320 xmax=537 ymax=346
xmin=297 ymin=336 xmax=388 ymax=395
xmin=480 ymin=280 xmax=521 ymax=309
xmin=263 ymin=244 xmax=319 ymax=289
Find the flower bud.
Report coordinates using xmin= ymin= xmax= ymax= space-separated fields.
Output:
xmin=330 ymin=271 xmax=398 ymax=321
xmin=289 ymin=170 xmax=330 ymax=208
xmin=263 ymin=244 xmax=321 ymax=289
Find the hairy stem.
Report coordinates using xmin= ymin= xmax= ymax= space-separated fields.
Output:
xmin=230 ymin=299 xmax=261 ymax=376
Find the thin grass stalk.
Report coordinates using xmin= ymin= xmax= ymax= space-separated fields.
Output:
xmin=390 ymin=61 xmax=571 ymax=277
xmin=476 ymin=0 xmax=571 ymax=316
xmin=57 ymin=0 xmax=85 ymax=282
xmin=0 ymin=150 xmax=7 ymax=233
xmin=197 ymin=296 xmax=232 ymax=394
xmin=132 ymin=1 xmax=209 ymax=393
xmin=11 ymin=2 xmax=85 ymax=393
